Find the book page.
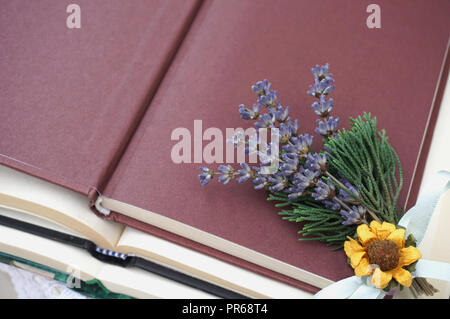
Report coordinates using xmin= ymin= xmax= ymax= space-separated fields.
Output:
xmin=117 ymin=226 xmax=312 ymax=299
xmin=419 ymin=73 xmax=450 ymax=194
xmin=0 ymin=223 xmax=101 ymax=282
xmin=0 ymin=206 xmax=85 ymax=238
xmin=97 ymin=265 xmax=215 ymax=299
xmin=409 ymin=73 xmax=450 ymax=298
xmin=0 ymin=164 xmax=124 ymax=249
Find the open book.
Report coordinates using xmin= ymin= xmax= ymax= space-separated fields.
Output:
xmin=1 ymin=0 xmax=450 ymax=295
xmin=0 ymin=207 xmax=215 ymax=299
xmin=0 ymin=166 xmax=311 ymax=298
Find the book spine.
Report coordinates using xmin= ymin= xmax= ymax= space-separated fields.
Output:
xmin=88 ymin=187 xmax=111 ymax=216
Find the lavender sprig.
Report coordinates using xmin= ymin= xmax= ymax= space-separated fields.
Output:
xmin=198 ymin=64 xmax=387 ymax=251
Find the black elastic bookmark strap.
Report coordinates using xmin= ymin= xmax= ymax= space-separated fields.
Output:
xmin=0 ymin=214 xmax=248 ymax=299
xmin=0 ymin=214 xmax=89 ymax=249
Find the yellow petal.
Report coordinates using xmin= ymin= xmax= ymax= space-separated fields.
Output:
xmin=354 ymin=257 xmax=373 ymax=277
xmin=371 ymin=268 xmax=392 ymax=289
xmin=391 ymin=267 xmax=413 ymax=287
xmin=369 ymin=220 xmax=382 ymax=232
xmin=387 ymin=228 xmax=406 ymax=249
xmin=399 ymin=246 xmax=422 ymax=267
xmin=350 ymin=251 xmax=367 ymax=268
xmin=344 ymin=238 xmax=368 ymax=268
xmin=357 ymin=224 xmax=377 ymax=246
xmin=371 ymin=221 xmax=396 ymax=240
xmin=344 ymin=237 xmax=365 ymax=256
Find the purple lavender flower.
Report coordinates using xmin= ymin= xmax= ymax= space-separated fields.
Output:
xmin=305 ymin=153 xmax=327 ymax=172
xmin=340 ymin=205 xmax=367 ymax=225
xmin=198 ymin=66 xmax=355 ymax=223
xmin=323 ymin=199 xmax=341 ymax=211
xmin=226 ymin=131 xmax=247 ymax=150
xmin=315 ymin=116 xmax=339 ymax=137
xmin=258 ymin=141 xmax=279 ymax=167
xmin=255 ymin=113 xmax=275 ymax=129
xmin=278 ymin=120 xmax=299 ymax=144
xmin=311 ymin=180 xmax=335 ymax=201
xmin=245 ymin=133 xmax=259 ymax=155
xmin=291 ymin=168 xmax=320 ymax=190
xmin=217 ymin=165 xmax=235 ymax=184
xmin=257 ymin=91 xmax=278 ymax=107
xmin=270 ymin=105 xmax=289 ymax=122
xmin=236 ymin=163 xmax=253 ymax=183
xmin=279 ymin=153 xmax=299 ymax=176
xmin=268 ymin=174 xmax=288 ymax=192
xmin=311 ymin=63 xmax=333 ymax=82
xmin=253 ymin=177 xmax=268 ymax=190
xmin=337 ymin=180 xmax=360 ymax=204
xmin=252 ymin=168 xmax=268 ymax=190
xmin=285 ymin=185 xmax=305 ymax=200
xmin=288 ymin=119 xmax=299 ymax=136
xmin=279 ymin=121 xmax=297 ymax=144
xmin=251 ymin=79 xmax=271 ymax=95
xmin=279 ymin=123 xmax=291 ymax=144
xmin=198 ymin=167 xmax=214 ymax=186
xmin=312 ymin=95 xmax=333 ymax=117
xmin=239 ymin=104 xmax=261 ymax=120
xmin=307 ymin=77 xmax=335 ymax=98
xmin=283 ymin=134 xmax=313 ymax=155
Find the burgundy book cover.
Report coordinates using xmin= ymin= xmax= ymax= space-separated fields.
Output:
xmin=0 ymin=0 xmax=202 ymax=195
xmin=102 ymin=0 xmax=450 ymax=291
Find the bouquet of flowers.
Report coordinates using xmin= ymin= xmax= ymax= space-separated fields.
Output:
xmin=198 ymin=64 xmax=442 ymax=297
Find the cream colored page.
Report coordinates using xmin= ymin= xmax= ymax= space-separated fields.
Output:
xmin=0 ymin=164 xmax=123 ymax=249
xmin=97 ymin=265 xmax=216 ymax=299
xmin=0 ymin=206 xmax=84 ymax=238
xmin=419 ymin=73 xmax=450 ymax=193
xmin=0 ymin=224 xmax=101 ymax=282
xmin=417 ymin=72 xmax=450 ymax=298
xmin=117 ymin=227 xmax=312 ymax=299
xmin=419 ymin=191 xmax=450 ymax=298
xmin=395 ymin=73 xmax=450 ymax=299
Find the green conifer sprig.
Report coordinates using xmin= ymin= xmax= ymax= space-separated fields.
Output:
xmin=324 ymin=112 xmax=403 ymax=224
xmin=267 ymin=112 xmax=403 ymax=249
xmin=268 ymin=192 xmax=356 ymax=249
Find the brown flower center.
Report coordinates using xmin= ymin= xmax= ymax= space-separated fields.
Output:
xmin=367 ymin=240 xmax=399 ymax=271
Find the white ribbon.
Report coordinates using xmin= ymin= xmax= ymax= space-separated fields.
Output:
xmin=314 ymin=276 xmax=366 ymax=299
xmin=413 ymin=259 xmax=450 ymax=282
xmin=398 ymin=171 xmax=450 ymax=244
xmin=314 ymin=171 xmax=450 ymax=299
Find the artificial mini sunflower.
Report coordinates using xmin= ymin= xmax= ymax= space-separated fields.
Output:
xmin=344 ymin=221 xmax=422 ymax=290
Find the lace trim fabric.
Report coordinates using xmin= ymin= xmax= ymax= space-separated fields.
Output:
xmin=0 ymin=263 xmax=86 ymax=299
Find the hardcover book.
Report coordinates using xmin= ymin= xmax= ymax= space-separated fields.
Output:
xmin=1 ymin=0 xmax=449 ymax=296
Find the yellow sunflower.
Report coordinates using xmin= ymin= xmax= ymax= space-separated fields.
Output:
xmin=344 ymin=221 xmax=421 ymax=289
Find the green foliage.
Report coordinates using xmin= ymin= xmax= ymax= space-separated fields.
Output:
xmin=268 ymin=192 xmax=356 ymax=250
xmin=324 ymin=113 xmax=403 ymax=224
xmin=404 ymin=234 xmax=417 ymax=248
xmin=268 ymin=113 xmax=403 ymax=249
